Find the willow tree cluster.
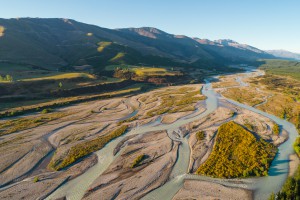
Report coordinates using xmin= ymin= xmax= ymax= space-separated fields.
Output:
xmin=196 ymin=121 xmax=277 ymax=178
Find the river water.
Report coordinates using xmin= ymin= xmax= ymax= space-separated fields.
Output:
xmin=47 ymin=69 xmax=299 ymax=200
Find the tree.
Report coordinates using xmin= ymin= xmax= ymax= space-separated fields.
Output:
xmin=268 ymin=192 xmax=275 ymax=200
xmin=6 ymin=74 xmax=13 ymax=82
xmin=0 ymin=74 xmax=13 ymax=82
xmin=58 ymin=82 xmax=63 ymax=88
xmin=113 ymin=68 xmax=133 ymax=80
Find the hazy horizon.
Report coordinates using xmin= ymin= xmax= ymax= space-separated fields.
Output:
xmin=1 ymin=0 xmax=300 ymax=53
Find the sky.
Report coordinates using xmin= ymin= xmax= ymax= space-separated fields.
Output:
xmin=1 ymin=0 xmax=300 ymax=53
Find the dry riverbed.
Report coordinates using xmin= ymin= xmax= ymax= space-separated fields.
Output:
xmin=0 ymin=70 xmax=295 ymax=200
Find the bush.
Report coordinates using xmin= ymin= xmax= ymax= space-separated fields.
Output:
xmin=294 ymin=137 xmax=300 ymax=157
xmin=131 ymin=154 xmax=146 ymax=168
xmin=270 ymin=164 xmax=300 ymax=200
xmin=33 ymin=176 xmax=39 ymax=183
xmin=49 ymin=125 xmax=129 ymax=170
xmin=196 ymin=121 xmax=277 ymax=178
xmin=41 ymin=108 xmax=53 ymax=114
xmin=273 ymin=123 xmax=280 ymax=135
xmin=196 ymin=131 xmax=205 ymax=141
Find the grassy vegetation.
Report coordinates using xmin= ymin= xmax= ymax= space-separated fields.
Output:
xmin=212 ymin=77 xmax=239 ymax=88
xmin=0 ymin=74 xmax=13 ymax=82
xmin=196 ymin=121 xmax=277 ymax=178
xmin=33 ymin=176 xmax=39 ymax=183
xmin=106 ymin=65 xmax=182 ymax=79
xmin=0 ymin=25 xmax=5 ymax=36
xmin=105 ymin=65 xmax=136 ymax=71
xmin=117 ymin=115 xmax=139 ymax=125
xmin=20 ymin=73 xmax=96 ymax=81
xmin=251 ymin=75 xmax=300 ymax=133
xmin=110 ymin=52 xmax=125 ymax=62
xmin=97 ymin=41 xmax=112 ymax=52
xmin=258 ymin=59 xmax=300 ymax=81
xmin=269 ymin=163 xmax=300 ymax=200
xmin=49 ymin=125 xmax=128 ymax=170
xmin=196 ymin=131 xmax=205 ymax=141
xmin=273 ymin=123 xmax=280 ymax=135
xmin=0 ymin=112 xmax=68 ymax=136
xmin=294 ymin=137 xmax=300 ymax=157
xmin=0 ymin=87 xmax=142 ymax=119
xmin=253 ymin=74 xmax=300 ymax=101
xmin=268 ymin=137 xmax=300 ymax=199
xmin=131 ymin=154 xmax=147 ymax=168
xmin=222 ymin=87 xmax=266 ymax=106
xmin=133 ymin=67 xmax=181 ymax=77
xmin=41 ymin=108 xmax=53 ymax=114
xmin=145 ymin=87 xmax=206 ymax=118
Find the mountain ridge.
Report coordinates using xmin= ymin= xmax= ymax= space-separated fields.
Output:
xmin=266 ymin=49 xmax=300 ymax=61
xmin=0 ymin=18 xmax=275 ymax=72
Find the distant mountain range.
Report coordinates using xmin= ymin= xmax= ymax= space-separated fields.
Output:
xmin=0 ymin=18 xmax=277 ymax=72
xmin=266 ymin=50 xmax=300 ymax=61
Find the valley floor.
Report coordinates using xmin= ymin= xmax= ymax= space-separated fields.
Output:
xmin=0 ymin=67 xmax=299 ymax=200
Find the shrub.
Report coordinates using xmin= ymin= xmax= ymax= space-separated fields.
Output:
xmin=196 ymin=121 xmax=277 ymax=178
xmin=196 ymin=131 xmax=205 ymax=141
xmin=271 ymin=165 xmax=300 ymax=200
xmin=273 ymin=123 xmax=280 ymax=135
xmin=294 ymin=137 xmax=300 ymax=157
xmin=131 ymin=154 xmax=146 ymax=168
xmin=41 ymin=108 xmax=53 ymax=114
xmin=49 ymin=125 xmax=129 ymax=170
xmin=33 ymin=176 xmax=39 ymax=183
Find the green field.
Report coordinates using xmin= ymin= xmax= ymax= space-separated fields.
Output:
xmin=105 ymin=65 xmax=181 ymax=77
xmin=20 ymin=72 xmax=96 ymax=81
xmin=258 ymin=59 xmax=300 ymax=81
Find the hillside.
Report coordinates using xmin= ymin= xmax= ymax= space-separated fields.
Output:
xmin=0 ymin=18 xmax=275 ymax=74
xmin=266 ymin=50 xmax=300 ymax=61
xmin=258 ymin=59 xmax=300 ymax=80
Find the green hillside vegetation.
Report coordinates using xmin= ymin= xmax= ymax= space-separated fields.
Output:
xmin=110 ymin=65 xmax=182 ymax=80
xmin=0 ymin=74 xmax=13 ymax=82
xmin=196 ymin=121 xmax=277 ymax=178
xmin=133 ymin=67 xmax=181 ymax=76
xmin=97 ymin=41 xmax=112 ymax=52
xmin=0 ymin=25 xmax=5 ymax=37
xmin=258 ymin=59 xmax=300 ymax=81
xmin=110 ymin=52 xmax=125 ymax=62
xmin=49 ymin=125 xmax=128 ymax=170
xmin=0 ymin=18 xmax=262 ymax=75
xmin=20 ymin=73 xmax=96 ymax=81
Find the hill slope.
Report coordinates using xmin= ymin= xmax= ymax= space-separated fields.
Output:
xmin=266 ymin=50 xmax=300 ymax=61
xmin=0 ymin=18 xmax=275 ymax=72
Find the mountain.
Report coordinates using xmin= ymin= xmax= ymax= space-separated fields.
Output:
xmin=266 ymin=50 xmax=300 ymax=61
xmin=0 ymin=18 xmax=275 ymax=72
